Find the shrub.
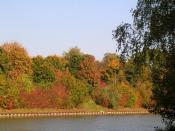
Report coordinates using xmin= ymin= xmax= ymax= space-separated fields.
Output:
xmin=136 ymin=80 xmax=153 ymax=107
xmin=19 ymin=84 xmax=68 ymax=108
xmin=117 ymin=82 xmax=136 ymax=108
xmin=0 ymin=78 xmax=20 ymax=109
xmin=92 ymin=86 xmax=119 ymax=109
xmin=61 ymin=71 xmax=88 ymax=108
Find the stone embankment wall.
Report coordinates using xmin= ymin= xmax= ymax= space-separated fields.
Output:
xmin=0 ymin=111 xmax=149 ymax=119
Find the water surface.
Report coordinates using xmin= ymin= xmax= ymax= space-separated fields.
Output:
xmin=0 ymin=114 xmax=164 ymax=131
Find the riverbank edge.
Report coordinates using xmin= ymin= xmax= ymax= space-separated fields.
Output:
xmin=0 ymin=109 xmax=150 ymax=118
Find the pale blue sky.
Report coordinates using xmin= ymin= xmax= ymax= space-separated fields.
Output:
xmin=0 ymin=0 xmax=137 ymax=60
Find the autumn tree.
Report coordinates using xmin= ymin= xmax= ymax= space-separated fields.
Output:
xmin=2 ymin=43 xmax=32 ymax=79
xmin=77 ymin=55 xmax=101 ymax=89
xmin=101 ymin=53 xmax=121 ymax=84
xmin=113 ymin=0 xmax=175 ymax=129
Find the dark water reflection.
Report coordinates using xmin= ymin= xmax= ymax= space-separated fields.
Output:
xmin=0 ymin=114 xmax=164 ymax=131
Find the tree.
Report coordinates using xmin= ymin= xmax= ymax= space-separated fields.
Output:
xmin=113 ymin=0 xmax=175 ymax=129
xmin=77 ymin=55 xmax=101 ymax=89
xmin=101 ymin=53 xmax=121 ymax=84
xmin=0 ymin=47 xmax=8 ymax=74
xmin=45 ymin=55 xmax=67 ymax=71
xmin=32 ymin=56 xmax=56 ymax=87
xmin=2 ymin=43 xmax=32 ymax=79
xmin=64 ymin=47 xmax=84 ymax=76
xmin=61 ymin=71 xmax=88 ymax=108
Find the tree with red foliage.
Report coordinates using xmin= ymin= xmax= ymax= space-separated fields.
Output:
xmin=77 ymin=55 xmax=101 ymax=88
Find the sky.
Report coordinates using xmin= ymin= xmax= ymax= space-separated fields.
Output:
xmin=0 ymin=0 xmax=137 ymax=60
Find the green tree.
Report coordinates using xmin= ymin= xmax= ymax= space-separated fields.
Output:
xmin=32 ymin=56 xmax=56 ymax=87
xmin=61 ymin=71 xmax=88 ymax=108
xmin=113 ymin=0 xmax=175 ymax=129
xmin=45 ymin=55 xmax=67 ymax=71
xmin=64 ymin=47 xmax=84 ymax=76
xmin=0 ymin=47 xmax=8 ymax=74
xmin=0 ymin=74 xmax=20 ymax=109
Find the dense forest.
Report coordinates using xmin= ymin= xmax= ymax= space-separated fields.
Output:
xmin=0 ymin=43 xmax=153 ymax=110
xmin=0 ymin=0 xmax=174 ymax=130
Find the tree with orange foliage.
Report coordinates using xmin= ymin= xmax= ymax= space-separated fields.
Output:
xmin=77 ymin=55 xmax=101 ymax=89
xmin=2 ymin=42 xmax=32 ymax=79
xmin=101 ymin=53 xmax=121 ymax=84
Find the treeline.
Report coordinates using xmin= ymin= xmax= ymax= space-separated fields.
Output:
xmin=0 ymin=42 xmax=152 ymax=110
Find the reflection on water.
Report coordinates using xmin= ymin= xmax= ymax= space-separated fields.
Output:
xmin=0 ymin=114 xmax=164 ymax=131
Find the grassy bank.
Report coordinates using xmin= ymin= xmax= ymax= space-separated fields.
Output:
xmin=0 ymin=108 xmax=149 ymax=114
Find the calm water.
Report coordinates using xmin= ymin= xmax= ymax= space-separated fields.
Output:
xmin=0 ymin=114 xmax=164 ymax=131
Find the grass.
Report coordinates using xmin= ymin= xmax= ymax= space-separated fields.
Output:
xmin=0 ymin=98 xmax=148 ymax=113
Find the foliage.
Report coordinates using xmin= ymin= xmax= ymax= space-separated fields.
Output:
xmin=92 ymin=86 xmax=119 ymax=109
xmin=0 ymin=74 xmax=8 ymax=96
xmin=101 ymin=53 xmax=121 ymax=84
xmin=0 ymin=42 xmax=155 ymax=110
xmin=64 ymin=47 xmax=84 ymax=75
xmin=0 ymin=78 xmax=20 ymax=109
xmin=19 ymin=84 xmax=68 ymax=108
xmin=61 ymin=71 xmax=88 ymax=108
xmin=32 ymin=56 xmax=56 ymax=87
xmin=113 ymin=0 xmax=175 ymax=128
xmin=18 ymin=74 xmax=34 ymax=92
xmin=45 ymin=55 xmax=67 ymax=71
xmin=78 ymin=98 xmax=105 ymax=111
xmin=124 ymin=59 xmax=138 ymax=86
xmin=117 ymin=82 xmax=136 ymax=108
xmin=0 ymin=47 xmax=8 ymax=74
xmin=77 ymin=55 xmax=101 ymax=88
xmin=2 ymin=43 xmax=32 ymax=79
xmin=136 ymin=80 xmax=152 ymax=108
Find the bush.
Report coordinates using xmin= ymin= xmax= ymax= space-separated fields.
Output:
xmin=61 ymin=71 xmax=88 ymax=108
xmin=136 ymin=80 xmax=152 ymax=107
xmin=78 ymin=97 xmax=105 ymax=111
xmin=19 ymin=84 xmax=68 ymax=108
xmin=117 ymin=82 xmax=136 ymax=108
xmin=0 ymin=78 xmax=20 ymax=109
xmin=92 ymin=86 xmax=119 ymax=109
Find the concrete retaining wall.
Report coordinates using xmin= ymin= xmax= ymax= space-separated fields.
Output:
xmin=0 ymin=111 xmax=149 ymax=119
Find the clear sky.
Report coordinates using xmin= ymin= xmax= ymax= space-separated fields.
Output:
xmin=0 ymin=0 xmax=137 ymax=60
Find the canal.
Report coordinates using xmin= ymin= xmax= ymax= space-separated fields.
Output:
xmin=0 ymin=114 xmax=164 ymax=131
